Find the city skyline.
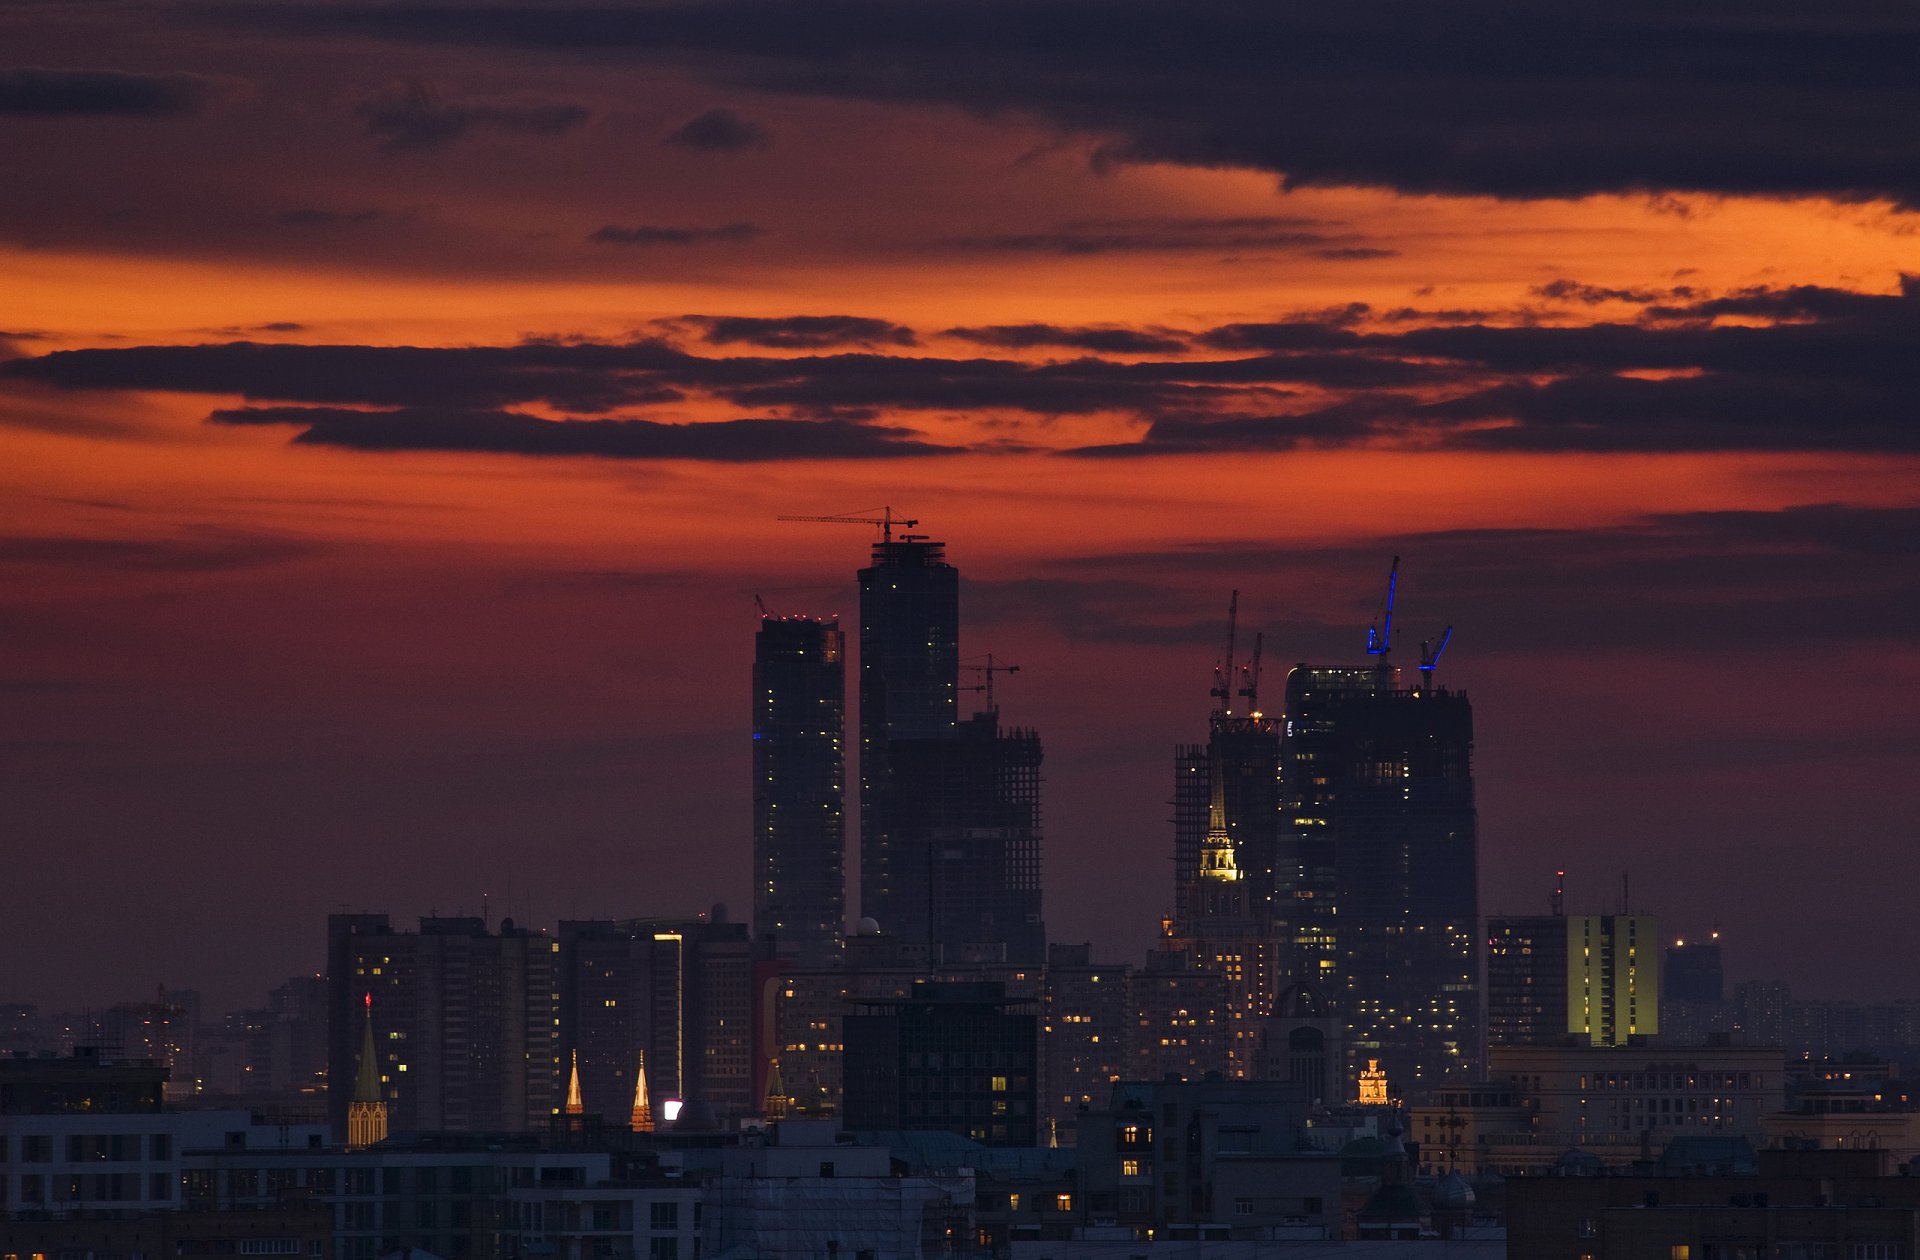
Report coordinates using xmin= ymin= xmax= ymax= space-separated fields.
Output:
xmin=4 ymin=0 xmax=1918 ymax=1012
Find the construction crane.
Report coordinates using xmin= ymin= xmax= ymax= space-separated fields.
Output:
xmin=1417 ymin=625 xmax=1453 ymax=691
xmin=1238 ymin=631 xmax=1265 ymax=716
xmin=1209 ymin=591 xmax=1240 ymax=718
xmin=960 ymin=654 xmax=1021 ymax=715
xmin=1365 ymin=556 xmax=1399 ymax=657
xmin=776 ymin=506 xmax=918 ymax=542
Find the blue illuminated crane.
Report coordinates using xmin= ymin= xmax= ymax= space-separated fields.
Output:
xmin=1418 ymin=625 xmax=1454 ymax=692
xmin=1365 ymin=556 xmax=1399 ymax=657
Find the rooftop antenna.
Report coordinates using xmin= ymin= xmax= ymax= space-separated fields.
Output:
xmin=776 ymin=506 xmax=918 ymax=543
xmin=1418 ymin=625 xmax=1454 ymax=692
xmin=961 ymin=654 xmax=1021 ymax=716
xmin=1209 ymin=591 xmax=1240 ymax=718
xmin=754 ymin=594 xmax=771 ymax=618
xmin=1551 ymin=869 xmax=1566 ymax=917
xmin=1238 ymin=631 xmax=1265 ymax=716
xmin=1365 ymin=556 xmax=1399 ymax=657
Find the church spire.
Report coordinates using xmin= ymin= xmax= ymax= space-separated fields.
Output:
xmin=629 ymin=1049 xmax=654 ymax=1132
xmin=347 ymin=993 xmax=387 ymax=1151
xmin=565 ymin=1050 xmax=585 ymax=1116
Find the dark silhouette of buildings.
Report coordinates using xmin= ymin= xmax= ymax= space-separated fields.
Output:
xmin=1667 ymin=934 xmax=1726 ymax=1004
xmin=325 ymin=914 xmax=560 ymax=1138
xmin=841 ymin=980 xmax=1038 ymax=1146
xmin=885 ymin=712 xmax=1046 ymax=963
xmin=856 ymin=533 xmax=1046 ymax=963
xmin=857 ymin=535 xmax=960 ymax=943
xmin=1278 ymin=663 xmax=1479 ymax=1100
xmin=556 ymin=910 xmax=768 ymax=1128
xmin=751 ymin=614 xmax=846 ymax=964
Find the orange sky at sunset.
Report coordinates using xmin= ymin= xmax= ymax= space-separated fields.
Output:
xmin=4 ymin=0 xmax=1918 ymax=1010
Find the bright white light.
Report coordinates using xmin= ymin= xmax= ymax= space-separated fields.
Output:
xmin=662 ymin=1099 xmax=684 ymax=1122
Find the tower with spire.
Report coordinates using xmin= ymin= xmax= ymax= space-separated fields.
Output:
xmin=1171 ymin=753 xmax=1283 ymax=1078
xmin=629 ymin=1049 xmax=654 ymax=1132
xmin=346 ymin=993 xmax=387 ymax=1151
xmin=565 ymin=1050 xmax=585 ymax=1116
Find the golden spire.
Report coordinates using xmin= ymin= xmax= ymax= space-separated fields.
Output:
xmin=565 ymin=1049 xmax=585 ymax=1116
xmin=763 ymin=1057 xmax=788 ymax=1121
xmin=1200 ymin=757 xmax=1241 ymax=882
xmin=629 ymin=1049 xmax=654 ymax=1133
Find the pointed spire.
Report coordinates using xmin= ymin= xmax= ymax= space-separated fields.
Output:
xmin=565 ymin=1050 xmax=585 ymax=1116
xmin=762 ymin=1058 xmax=788 ymax=1121
xmin=347 ymin=993 xmax=388 ymax=1151
xmin=352 ymin=993 xmax=381 ymax=1104
xmin=629 ymin=1049 xmax=654 ymax=1132
xmin=1200 ymin=757 xmax=1241 ymax=882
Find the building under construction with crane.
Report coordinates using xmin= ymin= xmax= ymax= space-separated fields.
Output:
xmin=1172 ymin=560 xmax=1481 ymax=1104
xmin=774 ymin=508 xmax=1047 ymax=966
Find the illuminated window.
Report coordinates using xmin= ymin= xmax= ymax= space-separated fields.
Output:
xmin=1121 ymin=1159 xmax=1141 ymax=1177
xmin=1054 ymin=1193 xmax=1073 ymax=1213
xmin=991 ymin=1075 xmax=1008 ymax=1091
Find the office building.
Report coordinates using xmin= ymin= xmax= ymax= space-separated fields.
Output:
xmin=1277 ymin=663 xmax=1479 ymax=1100
xmin=752 ymin=614 xmax=846 ymax=965
xmin=884 ymin=712 xmax=1047 ymax=963
xmin=841 ymin=980 xmax=1039 ymax=1146
xmin=856 ymin=532 xmax=1046 ymax=963
xmin=326 ymin=914 xmax=561 ymax=1138
xmin=1488 ymin=911 xmax=1660 ymax=1047
xmin=858 ymin=534 xmax=959 ymax=940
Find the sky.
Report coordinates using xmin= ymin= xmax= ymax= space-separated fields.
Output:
xmin=3 ymin=0 xmax=1917 ymax=1012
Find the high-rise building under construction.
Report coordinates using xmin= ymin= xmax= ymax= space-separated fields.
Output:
xmin=856 ymin=530 xmax=1045 ymax=963
xmin=1278 ymin=661 xmax=1479 ymax=1100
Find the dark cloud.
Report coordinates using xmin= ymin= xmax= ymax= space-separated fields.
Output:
xmin=942 ymin=215 xmax=1348 ymax=255
xmin=0 ymin=67 xmax=210 ymax=117
xmin=0 ymin=530 xmax=308 ymax=573
xmin=207 ymin=404 xmax=954 ymax=460
xmin=1041 ymin=502 xmax=1920 ymax=655
xmin=355 ymin=81 xmax=589 ymax=151
xmin=589 ymin=223 xmax=763 ymax=246
xmin=219 ymin=0 xmax=1920 ymax=203
xmin=944 ymin=324 xmax=1189 ymax=355
xmin=663 ymin=107 xmax=770 ymax=151
xmin=276 ymin=208 xmax=383 ymax=228
xmin=14 ymin=280 xmax=1920 ymax=455
xmin=1312 ymin=247 xmax=1398 ymax=261
xmin=1534 ymin=279 xmax=1697 ymax=305
xmin=680 ymin=315 xmax=916 ymax=348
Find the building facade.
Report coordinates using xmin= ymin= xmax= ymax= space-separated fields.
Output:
xmin=752 ymin=614 xmax=846 ymax=965
xmin=1277 ymin=664 xmax=1479 ymax=1100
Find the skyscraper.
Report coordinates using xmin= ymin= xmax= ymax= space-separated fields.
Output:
xmin=857 ymin=536 xmax=959 ymax=938
xmin=752 ymin=614 xmax=846 ymax=964
xmin=856 ymin=532 xmax=1045 ymax=962
xmin=1277 ymin=663 xmax=1479 ymax=1100
xmin=1488 ymin=912 xmax=1660 ymax=1047
xmin=885 ymin=712 xmax=1047 ymax=963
